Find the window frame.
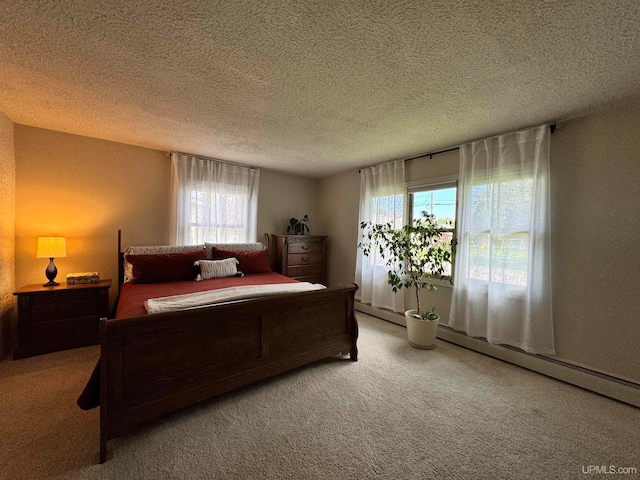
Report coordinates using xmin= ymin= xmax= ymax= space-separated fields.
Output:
xmin=407 ymin=176 xmax=459 ymax=284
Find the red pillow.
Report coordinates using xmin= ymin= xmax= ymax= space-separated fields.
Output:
xmin=210 ymin=248 xmax=272 ymax=273
xmin=127 ymin=250 xmax=206 ymax=284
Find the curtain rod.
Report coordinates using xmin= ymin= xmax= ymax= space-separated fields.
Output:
xmin=358 ymin=123 xmax=557 ymax=173
xmin=168 ymin=151 xmax=258 ymax=170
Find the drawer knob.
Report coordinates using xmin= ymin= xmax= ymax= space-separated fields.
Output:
xmin=301 ymin=257 xmax=309 ymax=262
xmin=301 ymin=245 xmax=310 ymax=250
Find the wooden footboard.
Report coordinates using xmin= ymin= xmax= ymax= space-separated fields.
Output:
xmin=99 ymin=284 xmax=358 ymax=462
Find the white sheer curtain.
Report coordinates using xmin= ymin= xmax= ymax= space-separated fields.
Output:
xmin=355 ymin=159 xmax=405 ymax=313
xmin=170 ymin=154 xmax=260 ymax=245
xmin=449 ymin=125 xmax=555 ymax=354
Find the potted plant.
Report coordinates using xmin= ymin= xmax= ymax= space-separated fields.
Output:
xmin=359 ymin=211 xmax=454 ymax=349
xmin=287 ymin=215 xmax=310 ymax=235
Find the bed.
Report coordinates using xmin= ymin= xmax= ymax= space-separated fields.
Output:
xmin=78 ymin=232 xmax=359 ymax=463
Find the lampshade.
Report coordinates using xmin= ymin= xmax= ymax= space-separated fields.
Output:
xmin=36 ymin=237 xmax=67 ymax=258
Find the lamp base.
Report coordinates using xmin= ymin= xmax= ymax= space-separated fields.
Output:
xmin=44 ymin=258 xmax=59 ymax=287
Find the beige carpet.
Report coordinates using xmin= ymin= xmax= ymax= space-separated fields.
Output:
xmin=1 ymin=313 xmax=638 ymax=480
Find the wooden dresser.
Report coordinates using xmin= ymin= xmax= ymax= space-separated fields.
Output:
xmin=13 ymin=280 xmax=111 ymax=359
xmin=271 ymin=235 xmax=327 ymax=284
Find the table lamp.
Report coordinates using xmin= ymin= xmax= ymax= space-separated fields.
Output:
xmin=36 ymin=237 xmax=66 ymax=286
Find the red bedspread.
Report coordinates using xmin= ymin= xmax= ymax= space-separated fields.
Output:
xmin=116 ymin=272 xmax=299 ymax=318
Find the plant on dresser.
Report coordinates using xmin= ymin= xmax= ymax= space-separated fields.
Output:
xmin=286 ymin=215 xmax=310 ymax=235
xmin=271 ymin=234 xmax=327 ymax=285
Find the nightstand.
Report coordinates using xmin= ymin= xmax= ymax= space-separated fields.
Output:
xmin=13 ymin=280 xmax=111 ymax=359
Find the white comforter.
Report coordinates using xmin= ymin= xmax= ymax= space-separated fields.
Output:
xmin=145 ymin=282 xmax=326 ymax=314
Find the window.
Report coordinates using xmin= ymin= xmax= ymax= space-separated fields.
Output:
xmin=171 ymin=154 xmax=260 ymax=245
xmin=355 ymin=159 xmax=406 ymax=312
xmin=370 ymin=193 xmax=405 ymax=227
xmin=466 ymin=173 xmax=533 ymax=288
xmin=365 ymin=192 xmax=405 ymax=267
xmin=189 ymin=184 xmax=250 ymax=245
xmin=449 ymin=125 xmax=554 ymax=354
xmin=408 ymin=182 xmax=457 ymax=278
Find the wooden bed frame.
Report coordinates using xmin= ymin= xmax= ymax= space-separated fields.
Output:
xmin=96 ymin=232 xmax=358 ymax=462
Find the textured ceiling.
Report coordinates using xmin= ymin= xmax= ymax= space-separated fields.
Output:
xmin=1 ymin=1 xmax=639 ymax=178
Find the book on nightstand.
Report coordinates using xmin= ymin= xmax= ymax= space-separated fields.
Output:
xmin=66 ymin=272 xmax=100 ymax=284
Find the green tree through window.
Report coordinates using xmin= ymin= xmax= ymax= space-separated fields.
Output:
xmin=409 ymin=184 xmax=457 ymax=278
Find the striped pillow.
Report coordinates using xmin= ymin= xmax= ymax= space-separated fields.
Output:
xmin=194 ymin=258 xmax=243 ymax=281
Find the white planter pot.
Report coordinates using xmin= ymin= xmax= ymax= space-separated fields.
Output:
xmin=405 ymin=310 xmax=439 ymax=350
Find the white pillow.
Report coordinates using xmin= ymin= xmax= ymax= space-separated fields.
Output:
xmin=195 ymin=258 xmax=244 ymax=281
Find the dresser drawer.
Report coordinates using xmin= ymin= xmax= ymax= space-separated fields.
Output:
xmin=286 ymin=264 xmax=322 ymax=277
xmin=287 ymin=253 xmax=322 ymax=266
xmin=287 ymin=242 xmax=323 ymax=254
xmin=29 ymin=293 xmax=98 ymax=322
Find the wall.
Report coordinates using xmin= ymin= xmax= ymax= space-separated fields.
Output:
xmin=0 ymin=111 xmax=15 ymax=358
xmin=15 ymin=126 xmax=320 ymax=309
xmin=319 ymin=102 xmax=640 ymax=383
xmin=318 ymin=169 xmax=360 ymax=288
xmin=15 ymin=126 xmax=171 ymax=305
xmin=258 ymin=169 xmax=321 ymax=239
xmin=550 ymin=101 xmax=640 ymax=381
